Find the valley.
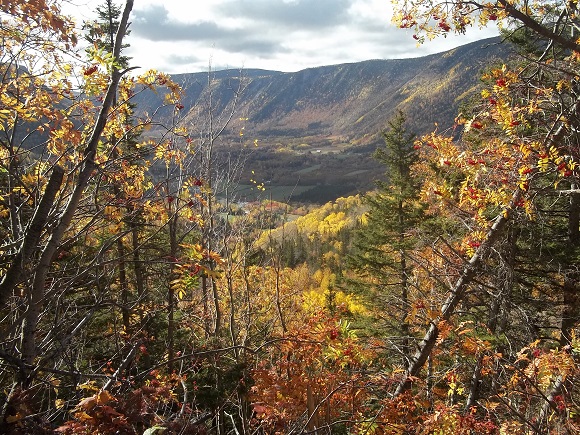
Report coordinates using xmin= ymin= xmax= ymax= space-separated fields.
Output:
xmin=138 ymin=36 xmax=514 ymax=203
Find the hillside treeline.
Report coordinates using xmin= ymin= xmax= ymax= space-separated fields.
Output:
xmin=0 ymin=0 xmax=578 ymax=434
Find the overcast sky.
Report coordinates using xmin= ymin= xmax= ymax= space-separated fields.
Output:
xmin=64 ymin=0 xmax=499 ymax=74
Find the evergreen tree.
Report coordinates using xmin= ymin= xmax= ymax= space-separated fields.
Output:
xmin=83 ymin=0 xmax=146 ymax=333
xmin=83 ymin=0 xmax=131 ymax=68
xmin=348 ymin=110 xmax=424 ymax=358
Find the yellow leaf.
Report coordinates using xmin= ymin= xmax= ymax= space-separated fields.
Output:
xmin=77 ymin=380 xmax=99 ymax=392
xmin=97 ymin=389 xmax=113 ymax=405
xmin=5 ymin=413 xmax=22 ymax=423
xmin=75 ymin=411 xmax=94 ymax=421
xmin=556 ymin=79 xmax=570 ymax=92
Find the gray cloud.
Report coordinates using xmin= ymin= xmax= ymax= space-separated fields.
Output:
xmin=215 ymin=0 xmax=354 ymax=29
xmin=164 ymin=53 xmax=203 ymax=66
xmin=223 ymin=39 xmax=291 ymax=56
xmin=131 ymin=4 xmax=288 ymax=57
xmin=132 ymin=6 xmax=240 ymax=41
xmin=124 ymin=0 xmax=499 ymax=74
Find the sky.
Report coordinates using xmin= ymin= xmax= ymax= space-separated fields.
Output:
xmin=63 ymin=0 xmax=499 ymax=74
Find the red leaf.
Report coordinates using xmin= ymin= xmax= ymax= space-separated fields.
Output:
xmin=438 ymin=21 xmax=451 ymax=31
xmin=83 ymin=65 xmax=98 ymax=76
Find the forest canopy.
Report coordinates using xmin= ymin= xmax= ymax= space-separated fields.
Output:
xmin=0 ymin=0 xmax=578 ymax=434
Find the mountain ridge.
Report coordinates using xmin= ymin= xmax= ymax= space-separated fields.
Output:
xmin=137 ymin=37 xmax=515 ymax=203
xmin=146 ymin=37 xmax=513 ymax=143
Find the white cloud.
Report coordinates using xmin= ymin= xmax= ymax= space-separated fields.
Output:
xmin=62 ymin=0 xmax=499 ymax=74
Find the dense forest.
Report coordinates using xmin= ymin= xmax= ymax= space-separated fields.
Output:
xmin=0 ymin=0 xmax=578 ymax=434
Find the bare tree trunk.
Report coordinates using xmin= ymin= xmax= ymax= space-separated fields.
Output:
xmin=306 ymin=383 xmax=319 ymax=434
xmin=426 ymin=354 xmax=433 ymax=409
xmin=168 ymin=213 xmax=178 ymax=373
xmin=398 ymin=198 xmax=410 ymax=357
xmin=465 ymin=227 xmax=517 ymax=411
xmin=394 ymin=189 xmax=522 ymax=397
xmin=115 ymin=197 xmax=130 ymax=332
xmin=533 ymin=187 xmax=580 ymax=430
xmin=0 ymin=166 xmax=64 ymax=308
xmin=7 ymin=142 xmax=21 ymax=243
xmin=226 ymin=271 xmax=238 ymax=356
xmin=130 ymin=219 xmax=146 ymax=311
xmin=204 ymin=172 xmax=222 ymax=336
xmin=201 ymin=276 xmax=211 ymax=338
xmin=561 ymin=187 xmax=579 ymax=346
xmin=211 ymin=276 xmax=221 ymax=336
xmin=538 ymin=374 xmax=566 ymax=431
xmin=17 ymin=0 xmax=134 ymax=386
xmin=400 ymin=252 xmax=409 ymax=356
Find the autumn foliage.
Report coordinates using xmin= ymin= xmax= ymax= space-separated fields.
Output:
xmin=0 ymin=0 xmax=579 ymax=434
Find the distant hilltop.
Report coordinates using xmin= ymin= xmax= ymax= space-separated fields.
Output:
xmin=135 ymin=36 xmax=514 ymax=143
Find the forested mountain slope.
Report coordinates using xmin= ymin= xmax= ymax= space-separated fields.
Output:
xmin=136 ymin=37 xmax=515 ymax=204
xmin=139 ymin=37 xmax=514 ymax=141
xmin=1 ymin=0 xmax=578 ymax=434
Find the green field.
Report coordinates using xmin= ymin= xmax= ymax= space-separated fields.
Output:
xmin=232 ymin=184 xmax=316 ymax=202
xmin=295 ymin=164 xmax=322 ymax=174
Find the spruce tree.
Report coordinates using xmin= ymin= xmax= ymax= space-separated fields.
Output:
xmin=348 ymin=110 xmax=424 ymax=358
xmin=84 ymin=0 xmax=131 ymax=68
xmin=83 ymin=1 xmax=146 ymax=332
